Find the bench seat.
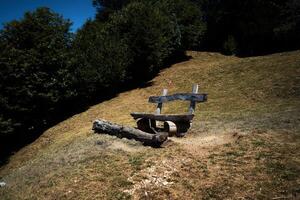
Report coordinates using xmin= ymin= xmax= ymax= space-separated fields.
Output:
xmin=130 ymin=112 xmax=194 ymax=122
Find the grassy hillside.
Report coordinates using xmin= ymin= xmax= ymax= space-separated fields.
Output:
xmin=0 ymin=51 xmax=299 ymax=199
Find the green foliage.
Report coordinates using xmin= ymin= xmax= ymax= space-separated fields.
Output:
xmin=0 ymin=8 xmax=76 ymax=135
xmin=93 ymin=0 xmax=206 ymax=50
xmin=161 ymin=0 xmax=206 ymax=50
xmin=74 ymin=20 xmax=130 ymax=96
xmin=88 ymin=0 xmax=207 ymax=80
xmin=107 ymin=1 xmax=181 ymax=80
xmin=93 ymin=0 xmax=300 ymax=55
xmin=93 ymin=0 xmax=131 ymax=21
xmin=76 ymin=1 xmax=182 ymax=84
xmin=0 ymin=1 xmax=206 ymax=142
xmin=128 ymin=154 xmax=144 ymax=170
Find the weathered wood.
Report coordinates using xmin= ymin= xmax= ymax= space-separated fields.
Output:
xmin=156 ymin=89 xmax=168 ymax=114
xmin=189 ymin=84 xmax=199 ymax=114
xmin=130 ymin=84 xmax=207 ymax=136
xmin=149 ymin=93 xmax=207 ymax=103
xmin=130 ymin=112 xmax=194 ymax=122
xmin=174 ymin=121 xmax=191 ymax=136
xmin=163 ymin=121 xmax=177 ymax=136
xmin=136 ymin=118 xmax=156 ymax=133
xmin=92 ymin=119 xmax=168 ymax=146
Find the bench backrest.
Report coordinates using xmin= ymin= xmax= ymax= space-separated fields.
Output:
xmin=149 ymin=84 xmax=207 ymax=114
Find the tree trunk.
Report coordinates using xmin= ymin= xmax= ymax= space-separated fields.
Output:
xmin=92 ymin=119 xmax=168 ymax=146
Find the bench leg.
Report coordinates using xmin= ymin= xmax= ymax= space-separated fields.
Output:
xmin=163 ymin=121 xmax=191 ymax=137
xmin=163 ymin=121 xmax=177 ymax=136
xmin=136 ymin=118 xmax=156 ymax=133
xmin=175 ymin=121 xmax=191 ymax=137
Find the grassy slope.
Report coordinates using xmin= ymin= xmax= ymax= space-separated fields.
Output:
xmin=0 ymin=51 xmax=299 ymax=199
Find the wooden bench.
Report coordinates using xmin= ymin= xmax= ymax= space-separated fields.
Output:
xmin=131 ymin=84 xmax=207 ymax=137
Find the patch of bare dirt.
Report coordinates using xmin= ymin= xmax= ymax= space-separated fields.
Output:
xmin=106 ymin=138 xmax=146 ymax=153
xmin=171 ymin=130 xmax=244 ymax=156
xmin=124 ymin=157 xmax=191 ymax=199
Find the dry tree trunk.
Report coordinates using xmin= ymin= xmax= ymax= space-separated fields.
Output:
xmin=92 ymin=119 xmax=168 ymax=146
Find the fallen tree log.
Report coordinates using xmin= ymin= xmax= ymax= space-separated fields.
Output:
xmin=92 ymin=119 xmax=168 ymax=146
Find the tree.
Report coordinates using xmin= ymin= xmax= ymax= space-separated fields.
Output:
xmin=160 ymin=0 xmax=207 ymax=50
xmin=73 ymin=20 xmax=131 ymax=96
xmin=77 ymin=1 xmax=182 ymax=85
xmin=197 ymin=0 xmax=299 ymax=55
xmin=0 ymin=7 xmax=76 ymax=136
xmin=93 ymin=0 xmax=206 ymax=50
xmin=274 ymin=0 xmax=300 ymax=50
xmin=106 ymin=1 xmax=181 ymax=81
xmin=92 ymin=0 xmax=131 ymax=21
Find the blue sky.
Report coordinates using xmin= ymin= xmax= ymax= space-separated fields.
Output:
xmin=0 ymin=0 xmax=96 ymax=32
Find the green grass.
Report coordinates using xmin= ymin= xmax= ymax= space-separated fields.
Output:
xmin=128 ymin=154 xmax=144 ymax=171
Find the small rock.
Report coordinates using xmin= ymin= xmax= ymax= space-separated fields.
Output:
xmin=162 ymin=181 xmax=169 ymax=186
xmin=0 ymin=182 xmax=6 ymax=187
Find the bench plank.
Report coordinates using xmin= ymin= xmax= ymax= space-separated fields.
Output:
xmin=149 ymin=93 xmax=207 ymax=103
xmin=130 ymin=112 xmax=194 ymax=122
